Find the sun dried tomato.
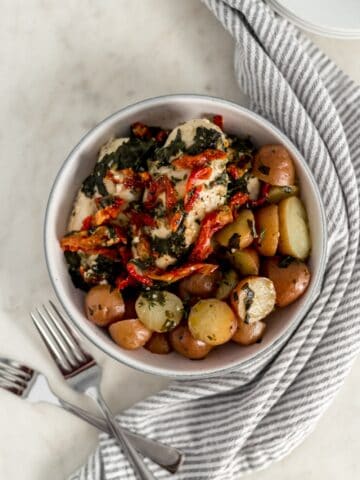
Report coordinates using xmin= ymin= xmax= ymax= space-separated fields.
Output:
xmin=190 ymin=206 xmax=233 ymax=261
xmin=172 ymin=149 xmax=227 ymax=169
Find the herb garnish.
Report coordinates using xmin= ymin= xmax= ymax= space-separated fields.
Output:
xmin=142 ymin=290 xmax=166 ymax=308
xmin=258 ymin=164 xmax=270 ymax=175
xmin=242 ymin=282 xmax=255 ymax=324
xmin=278 ymin=256 xmax=295 ymax=268
xmin=247 ymin=219 xmax=257 ymax=238
xmin=228 ymin=233 xmax=241 ymax=250
xmin=258 ymin=228 xmax=266 ymax=243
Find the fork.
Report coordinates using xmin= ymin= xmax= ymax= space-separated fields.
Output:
xmin=30 ymin=301 xmax=166 ymax=480
xmin=0 ymin=358 xmax=182 ymax=474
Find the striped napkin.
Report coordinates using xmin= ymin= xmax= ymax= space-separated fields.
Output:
xmin=70 ymin=0 xmax=360 ymax=478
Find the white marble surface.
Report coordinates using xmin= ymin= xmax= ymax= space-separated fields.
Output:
xmin=0 ymin=1 xmax=359 ymax=478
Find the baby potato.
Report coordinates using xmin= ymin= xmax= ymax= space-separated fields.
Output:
xmin=253 ymin=145 xmax=295 ymax=186
xmin=188 ymin=299 xmax=237 ymax=346
xmin=135 ymin=291 xmax=184 ymax=332
xmin=232 ymin=320 xmax=266 ymax=345
xmin=278 ymin=196 xmax=311 ymax=260
xmin=178 ymin=272 xmax=219 ymax=301
xmin=227 ymin=248 xmax=260 ymax=276
xmin=145 ymin=333 xmax=172 ymax=355
xmin=267 ymin=185 xmax=299 ymax=204
xmin=215 ymin=209 xmax=255 ymax=249
xmin=216 ymin=269 xmax=239 ymax=300
xmin=109 ymin=319 xmax=152 ymax=350
xmin=255 ymin=204 xmax=279 ymax=256
xmin=231 ymin=276 xmax=276 ymax=324
xmin=85 ymin=285 xmax=125 ymax=326
xmin=262 ymin=257 xmax=311 ymax=307
xmin=169 ymin=325 xmax=212 ymax=360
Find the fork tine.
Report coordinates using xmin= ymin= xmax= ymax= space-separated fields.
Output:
xmin=0 ymin=361 xmax=33 ymax=380
xmin=31 ymin=312 xmax=73 ymax=372
xmin=0 ymin=368 xmax=29 ymax=388
xmin=37 ymin=307 xmax=80 ymax=369
xmin=47 ymin=301 xmax=88 ymax=364
xmin=0 ymin=378 xmax=24 ymax=394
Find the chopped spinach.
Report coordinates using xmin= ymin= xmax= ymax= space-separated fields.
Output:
xmin=90 ymin=255 xmax=119 ymax=284
xmin=64 ymin=251 xmax=90 ymax=291
xmin=187 ymin=127 xmax=222 ymax=155
xmin=82 ymin=137 xmax=155 ymax=198
xmin=150 ymin=224 xmax=186 ymax=258
xmin=154 ymin=130 xmax=186 ymax=166
xmin=227 ymin=172 xmax=249 ymax=198
xmin=230 ymin=135 xmax=255 ymax=160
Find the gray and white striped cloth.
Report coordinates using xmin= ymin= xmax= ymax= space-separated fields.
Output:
xmin=70 ymin=1 xmax=360 ymax=478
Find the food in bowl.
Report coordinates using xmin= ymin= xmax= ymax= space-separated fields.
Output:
xmin=60 ymin=116 xmax=311 ymax=360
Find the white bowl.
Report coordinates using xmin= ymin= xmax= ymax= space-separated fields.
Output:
xmin=44 ymin=94 xmax=327 ymax=379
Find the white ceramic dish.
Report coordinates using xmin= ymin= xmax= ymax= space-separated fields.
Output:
xmin=267 ymin=0 xmax=360 ymax=39
xmin=44 ymin=94 xmax=327 ymax=379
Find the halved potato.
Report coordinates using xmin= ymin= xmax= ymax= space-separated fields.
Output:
xmin=227 ymin=248 xmax=260 ymax=276
xmin=135 ymin=291 xmax=184 ymax=332
xmin=268 ymin=185 xmax=299 ymax=204
xmin=231 ymin=276 xmax=276 ymax=323
xmin=215 ymin=209 xmax=255 ymax=249
xmin=216 ymin=269 xmax=239 ymax=300
xmin=188 ymin=299 xmax=237 ymax=346
xmin=255 ymin=204 xmax=279 ymax=256
xmin=232 ymin=320 xmax=266 ymax=345
xmin=253 ymin=145 xmax=295 ymax=186
xmin=169 ymin=325 xmax=212 ymax=359
xmin=262 ymin=257 xmax=311 ymax=307
xmin=278 ymin=196 xmax=311 ymax=260
xmin=109 ymin=319 xmax=152 ymax=350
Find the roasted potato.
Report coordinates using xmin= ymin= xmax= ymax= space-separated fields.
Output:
xmin=169 ymin=325 xmax=212 ymax=359
xmin=255 ymin=204 xmax=279 ymax=256
xmin=216 ymin=269 xmax=239 ymax=300
xmin=253 ymin=145 xmax=295 ymax=186
xmin=232 ymin=320 xmax=266 ymax=345
xmin=215 ymin=209 xmax=255 ymax=249
xmin=231 ymin=276 xmax=276 ymax=323
xmin=278 ymin=196 xmax=311 ymax=260
xmin=267 ymin=185 xmax=299 ymax=204
xmin=135 ymin=290 xmax=183 ymax=332
xmin=85 ymin=285 xmax=125 ymax=326
xmin=178 ymin=272 xmax=219 ymax=301
xmin=262 ymin=257 xmax=310 ymax=307
xmin=145 ymin=333 xmax=172 ymax=355
xmin=109 ymin=319 xmax=152 ymax=350
xmin=227 ymin=248 xmax=260 ymax=276
xmin=188 ymin=299 xmax=237 ymax=346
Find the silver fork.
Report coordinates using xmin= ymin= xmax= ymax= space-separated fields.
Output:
xmin=0 ymin=358 xmax=182 ymax=474
xmin=30 ymin=301 xmax=167 ymax=480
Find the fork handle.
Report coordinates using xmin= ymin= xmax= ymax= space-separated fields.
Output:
xmin=60 ymin=399 xmax=182 ymax=473
xmin=86 ymin=386 xmax=157 ymax=480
